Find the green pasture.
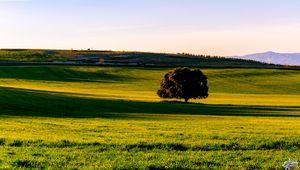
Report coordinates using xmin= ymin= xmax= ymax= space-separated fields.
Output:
xmin=0 ymin=66 xmax=300 ymax=169
xmin=1 ymin=66 xmax=300 ymax=105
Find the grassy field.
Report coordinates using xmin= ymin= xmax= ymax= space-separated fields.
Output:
xmin=1 ymin=66 xmax=300 ymax=169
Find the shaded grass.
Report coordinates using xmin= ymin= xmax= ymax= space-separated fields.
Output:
xmin=11 ymin=160 xmax=46 ymax=169
xmin=1 ymin=86 xmax=300 ymax=118
xmin=0 ymin=66 xmax=135 ymax=83
xmin=3 ymin=139 xmax=300 ymax=151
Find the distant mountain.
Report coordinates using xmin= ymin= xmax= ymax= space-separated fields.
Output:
xmin=230 ymin=51 xmax=300 ymax=66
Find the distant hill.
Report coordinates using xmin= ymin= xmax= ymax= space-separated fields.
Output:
xmin=0 ymin=49 xmax=283 ymax=68
xmin=230 ymin=51 xmax=300 ymax=66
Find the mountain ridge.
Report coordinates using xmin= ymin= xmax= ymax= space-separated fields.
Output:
xmin=230 ymin=51 xmax=300 ymax=66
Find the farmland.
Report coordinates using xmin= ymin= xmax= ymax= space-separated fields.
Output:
xmin=0 ymin=66 xmax=300 ymax=169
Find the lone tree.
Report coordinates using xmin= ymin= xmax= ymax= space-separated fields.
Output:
xmin=157 ymin=67 xmax=208 ymax=103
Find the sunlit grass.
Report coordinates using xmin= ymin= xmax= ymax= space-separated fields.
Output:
xmin=0 ymin=66 xmax=300 ymax=169
xmin=1 ymin=115 xmax=300 ymax=169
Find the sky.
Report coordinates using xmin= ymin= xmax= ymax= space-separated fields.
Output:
xmin=0 ymin=0 xmax=300 ymax=56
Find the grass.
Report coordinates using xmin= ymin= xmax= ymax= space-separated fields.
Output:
xmin=0 ymin=50 xmax=67 ymax=61
xmin=1 ymin=115 xmax=300 ymax=169
xmin=1 ymin=66 xmax=300 ymax=105
xmin=0 ymin=66 xmax=300 ymax=169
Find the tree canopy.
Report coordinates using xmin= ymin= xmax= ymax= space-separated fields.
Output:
xmin=157 ymin=67 xmax=208 ymax=103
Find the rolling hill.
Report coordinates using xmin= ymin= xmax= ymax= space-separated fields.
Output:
xmin=0 ymin=49 xmax=278 ymax=68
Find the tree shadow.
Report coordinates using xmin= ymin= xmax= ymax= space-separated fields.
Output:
xmin=1 ymin=86 xmax=300 ymax=119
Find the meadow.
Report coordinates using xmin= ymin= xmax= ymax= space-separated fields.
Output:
xmin=0 ymin=66 xmax=300 ymax=169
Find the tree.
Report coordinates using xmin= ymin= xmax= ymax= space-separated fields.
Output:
xmin=157 ymin=67 xmax=208 ymax=103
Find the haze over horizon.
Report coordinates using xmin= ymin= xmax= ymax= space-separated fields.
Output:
xmin=1 ymin=0 xmax=300 ymax=56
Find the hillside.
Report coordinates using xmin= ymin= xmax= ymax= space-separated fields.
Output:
xmin=1 ymin=66 xmax=300 ymax=108
xmin=0 ymin=49 xmax=277 ymax=68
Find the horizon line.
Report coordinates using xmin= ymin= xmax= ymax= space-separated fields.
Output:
xmin=1 ymin=47 xmax=299 ymax=57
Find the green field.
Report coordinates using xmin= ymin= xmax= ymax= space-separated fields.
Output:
xmin=1 ymin=66 xmax=300 ymax=169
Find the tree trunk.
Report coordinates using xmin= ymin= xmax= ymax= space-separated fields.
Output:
xmin=184 ymin=98 xmax=189 ymax=103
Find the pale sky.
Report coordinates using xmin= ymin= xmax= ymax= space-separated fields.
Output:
xmin=1 ymin=0 xmax=300 ymax=56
